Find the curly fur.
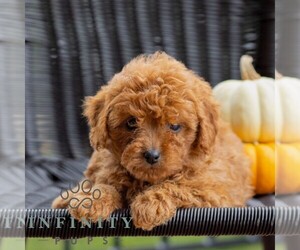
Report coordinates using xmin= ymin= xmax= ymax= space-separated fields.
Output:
xmin=52 ymin=52 xmax=254 ymax=230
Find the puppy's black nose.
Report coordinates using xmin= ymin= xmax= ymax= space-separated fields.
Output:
xmin=144 ymin=149 xmax=160 ymax=165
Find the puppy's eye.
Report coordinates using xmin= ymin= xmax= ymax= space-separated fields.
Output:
xmin=126 ymin=117 xmax=137 ymax=131
xmin=169 ymin=124 xmax=181 ymax=132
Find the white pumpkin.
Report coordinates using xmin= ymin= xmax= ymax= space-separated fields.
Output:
xmin=213 ymin=55 xmax=275 ymax=143
xmin=276 ymin=72 xmax=300 ymax=142
xmin=213 ymin=55 xmax=300 ymax=143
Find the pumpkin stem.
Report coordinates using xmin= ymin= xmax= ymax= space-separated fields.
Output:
xmin=275 ymin=70 xmax=283 ymax=79
xmin=240 ymin=55 xmax=261 ymax=80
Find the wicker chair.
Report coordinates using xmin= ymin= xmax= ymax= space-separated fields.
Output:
xmin=1 ymin=0 xmax=300 ymax=249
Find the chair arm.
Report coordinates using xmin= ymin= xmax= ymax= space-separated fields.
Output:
xmin=2 ymin=206 xmax=292 ymax=238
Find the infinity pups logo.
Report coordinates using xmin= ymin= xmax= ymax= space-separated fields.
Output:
xmin=60 ymin=179 xmax=101 ymax=209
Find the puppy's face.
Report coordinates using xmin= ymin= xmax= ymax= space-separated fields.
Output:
xmin=84 ymin=53 xmax=219 ymax=183
xmin=107 ymin=84 xmax=199 ymax=183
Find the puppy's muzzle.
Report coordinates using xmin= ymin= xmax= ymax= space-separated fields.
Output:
xmin=143 ymin=149 xmax=160 ymax=165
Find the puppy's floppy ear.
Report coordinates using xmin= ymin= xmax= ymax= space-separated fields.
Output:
xmin=83 ymin=87 xmax=110 ymax=150
xmin=190 ymin=75 xmax=219 ymax=156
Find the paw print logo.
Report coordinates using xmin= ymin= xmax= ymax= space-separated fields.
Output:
xmin=60 ymin=179 xmax=101 ymax=209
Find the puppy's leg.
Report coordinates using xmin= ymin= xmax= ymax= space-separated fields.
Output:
xmin=130 ymin=183 xmax=178 ymax=231
xmin=68 ymin=183 xmax=122 ymax=222
xmin=130 ymin=182 xmax=234 ymax=231
xmin=52 ymin=179 xmax=91 ymax=209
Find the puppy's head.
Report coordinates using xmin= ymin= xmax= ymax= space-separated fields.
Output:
xmin=84 ymin=52 xmax=219 ymax=183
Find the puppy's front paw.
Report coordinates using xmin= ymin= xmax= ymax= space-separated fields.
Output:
xmin=130 ymin=192 xmax=176 ymax=231
xmin=69 ymin=184 xmax=122 ymax=222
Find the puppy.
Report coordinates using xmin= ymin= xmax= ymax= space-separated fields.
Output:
xmin=52 ymin=52 xmax=253 ymax=231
